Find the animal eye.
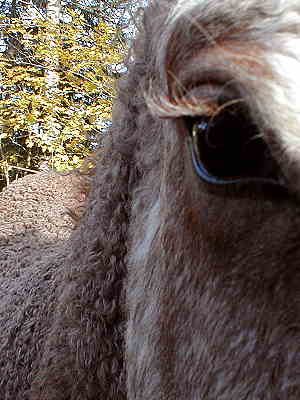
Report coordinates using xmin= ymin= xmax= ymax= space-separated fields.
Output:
xmin=186 ymin=104 xmax=281 ymax=185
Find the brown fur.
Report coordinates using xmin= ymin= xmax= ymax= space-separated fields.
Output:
xmin=0 ymin=171 xmax=86 ymax=270
xmin=0 ymin=1 xmax=300 ymax=399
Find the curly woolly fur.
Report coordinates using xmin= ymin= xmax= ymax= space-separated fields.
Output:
xmin=0 ymin=171 xmax=87 ymax=397
xmin=1 ymin=0 xmax=300 ymax=399
xmin=0 ymin=171 xmax=87 ymax=268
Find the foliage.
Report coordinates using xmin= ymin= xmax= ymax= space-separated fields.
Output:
xmin=0 ymin=7 xmax=126 ymax=186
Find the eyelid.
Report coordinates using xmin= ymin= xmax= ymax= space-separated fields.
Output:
xmin=176 ymin=85 xmax=222 ymax=108
xmin=174 ymin=83 xmax=243 ymax=119
xmin=173 ymin=66 xmax=241 ymax=99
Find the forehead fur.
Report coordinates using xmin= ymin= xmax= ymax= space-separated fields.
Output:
xmin=170 ymin=0 xmax=300 ymax=26
xmin=152 ymin=0 xmax=300 ymax=83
